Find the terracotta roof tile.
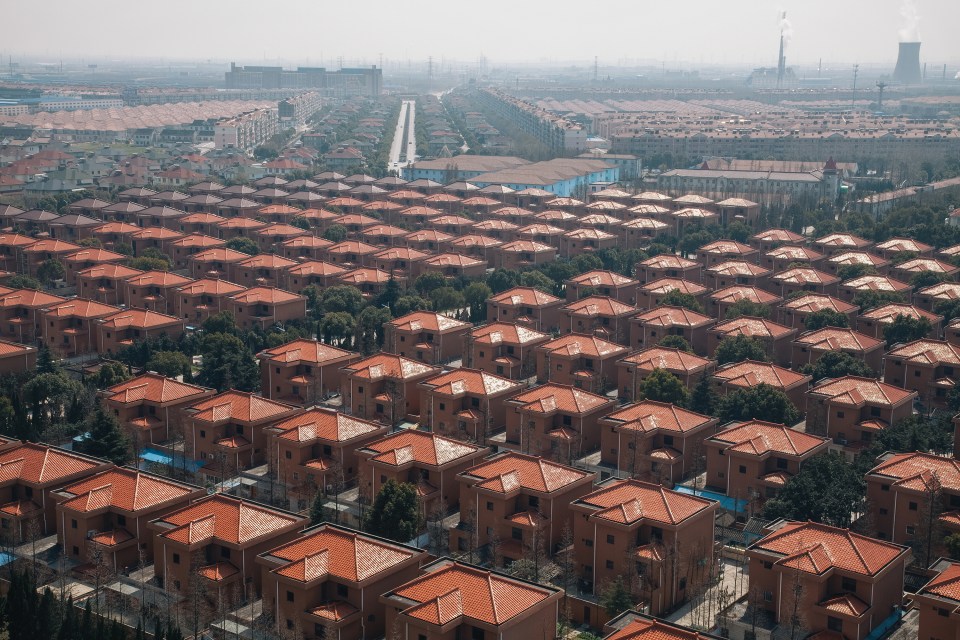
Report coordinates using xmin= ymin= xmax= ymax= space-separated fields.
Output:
xmin=711 ymin=317 xmax=795 ymax=340
xmin=388 ymin=311 xmax=470 ymax=333
xmin=421 ymin=368 xmax=522 ymax=397
xmin=510 ymin=383 xmax=613 ymax=415
xmin=265 ymin=524 xmax=419 ymax=582
xmin=920 ymin=562 xmax=960 ymax=603
xmin=620 ymin=347 xmax=713 ymax=374
xmin=868 ymin=452 xmax=960 ymax=493
xmin=341 ymin=353 xmax=439 ymax=381
xmin=708 ymin=420 xmax=828 ymax=457
xmin=578 ymin=478 xmax=715 ymax=525
xmin=98 ymin=308 xmax=182 ymax=330
xmin=810 ymin=375 xmax=917 ymax=407
xmin=273 ymin=408 xmax=383 ymax=444
xmin=793 ymin=327 xmax=882 ymax=352
xmin=104 ymin=373 xmax=211 ymax=405
xmin=781 ymin=294 xmax=856 ymax=314
xmin=258 ymin=339 xmax=355 ymax=365
xmin=539 ymin=333 xmax=629 ymax=358
xmin=391 ymin=561 xmax=555 ymax=625
xmin=605 ymin=616 xmax=716 ymax=640
xmin=754 ymin=521 xmax=907 ymax=576
xmin=563 ymin=296 xmax=637 ymax=317
xmin=362 ymin=430 xmax=482 ymax=467
xmin=640 ymin=278 xmax=708 ymax=296
xmin=710 ymin=286 xmax=781 ymax=304
xmin=771 ymin=267 xmax=839 ymax=286
xmin=463 ymin=452 xmax=590 ymax=494
xmin=157 ymin=494 xmax=302 ymax=545
xmin=187 ymin=390 xmax=299 ymax=424
xmin=59 ymin=467 xmax=199 ymax=513
xmin=713 ymin=360 xmax=810 ymax=389
xmin=602 ymin=400 xmax=715 ymax=434
xmin=632 ymin=305 xmax=713 ymax=328
xmin=886 ymin=339 xmax=960 ymax=366
xmin=471 ymin=322 xmax=550 ymax=346
xmin=0 ymin=443 xmax=103 ymax=485
xmin=489 ymin=287 xmax=561 ymax=306
xmin=859 ymin=303 xmax=940 ymax=324
xmin=638 ymin=255 xmax=699 ymax=270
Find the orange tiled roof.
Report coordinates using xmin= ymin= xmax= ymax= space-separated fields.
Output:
xmin=338 ymin=267 xmax=391 ymax=284
xmin=423 ymin=253 xmax=485 ymax=268
xmin=77 ymin=263 xmax=143 ymax=280
xmin=621 ymin=346 xmax=712 ymax=374
xmin=388 ymin=311 xmax=470 ymax=333
xmin=421 ymin=368 xmax=521 ymax=397
xmin=273 ymin=408 xmax=383 ymax=444
xmin=632 ymin=305 xmax=713 ymax=328
xmin=712 ymin=360 xmax=810 ymax=389
xmin=156 ymin=494 xmax=302 ymax=545
xmin=22 ymin=239 xmax=81 ymax=254
xmin=793 ymin=327 xmax=882 ymax=352
xmin=362 ymin=430 xmax=482 ymax=467
xmin=771 ymin=267 xmax=839 ymax=286
xmin=699 ymin=240 xmax=755 ymax=255
xmin=895 ymin=258 xmax=957 ymax=274
xmin=859 ymin=303 xmax=940 ymax=324
xmin=104 ymin=373 xmax=211 ymax=405
xmin=175 ymin=278 xmax=246 ymax=296
xmin=44 ymin=298 xmax=119 ymax=319
xmin=781 ymin=294 xmax=856 ymax=314
xmin=462 ymin=451 xmax=590 ymax=494
xmin=0 ymin=443 xmax=103 ymax=485
xmin=918 ymin=282 xmax=960 ymax=300
xmin=886 ymin=339 xmax=960 ymax=366
xmin=284 ymin=261 xmax=345 ymax=278
xmin=640 ymin=278 xmax=708 ymax=296
xmin=753 ymin=229 xmax=805 ymax=244
xmin=920 ymin=562 xmax=960 ymax=603
xmin=766 ymin=246 xmax=825 ymax=262
xmin=258 ymin=339 xmax=355 ymax=365
xmin=391 ymin=561 xmax=555 ymax=626
xmin=510 ymin=383 xmax=612 ymax=415
xmin=753 ymin=521 xmax=907 ymax=576
xmin=708 ymin=420 xmax=828 ymax=457
xmin=489 ymin=287 xmax=560 ymax=306
xmin=98 ymin=308 xmax=181 ymax=330
xmin=563 ymin=296 xmax=637 ymax=317
xmin=876 ymin=238 xmax=932 ymax=254
xmin=470 ymin=322 xmax=550 ymax=346
xmin=638 ymin=255 xmax=699 ymax=270
xmin=577 ymin=478 xmax=714 ymax=525
xmin=602 ymin=400 xmax=714 ymax=434
xmin=711 ymin=316 xmax=795 ymax=339
xmin=814 ymin=233 xmax=871 ymax=249
xmin=606 ymin=616 xmax=716 ymax=640
xmin=868 ymin=451 xmax=960 ymax=492
xmin=539 ymin=333 xmax=629 ymax=358
xmin=0 ymin=339 xmax=34 ymax=357
xmin=63 ymin=248 xmax=126 ymax=264
xmin=236 ymin=254 xmax=297 ymax=270
xmin=341 ymin=353 xmax=439 ymax=381
xmin=569 ymin=270 xmax=638 ymax=288
xmin=826 ymin=251 xmax=888 ymax=268
xmin=0 ymin=289 xmax=66 ymax=309
xmin=124 ymin=271 xmax=193 ymax=288
xmin=706 ymin=260 xmax=771 ymax=278
xmin=810 ymin=376 xmax=917 ymax=407
xmin=229 ymin=286 xmax=303 ymax=304
xmin=265 ymin=524 xmax=419 ymax=582
xmin=710 ymin=285 xmax=780 ymax=304
xmin=187 ymin=390 xmax=299 ymax=424
xmin=841 ymin=274 xmax=911 ymax=292
xmin=58 ymin=467 xmax=198 ymax=513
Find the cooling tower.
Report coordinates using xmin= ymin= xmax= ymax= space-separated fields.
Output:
xmin=894 ymin=42 xmax=922 ymax=84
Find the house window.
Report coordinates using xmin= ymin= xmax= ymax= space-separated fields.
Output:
xmin=221 ymin=547 xmax=231 ymax=559
xmin=439 ymin=403 xmax=445 ymax=411
xmin=827 ymin=617 xmax=843 ymax=632
xmin=841 ymin=577 xmax=856 ymax=592
xmin=739 ymin=465 xmax=747 ymax=474
xmin=512 ymin=527 xmax=522 ymax=540
xmin=173 ymin=553 xmax=180 ymax=564
xmin=285 ymin=451 xmax=292 ymax=459
xmin=71 ymin=519 xmax=78 ymax=529
xmin=585 ymin=539 xmax=593 ymax=547
xmin=337 ymin=583 xmax=348 ymax=597
xmin=486 ymin=501 xmax=493 ymax=511
xmin=606 ymin=560 xmax=614 ymax=569
xmin=607 ymin=534 xmax=615 ymax=544
xmin=286 ymin=591 xmax=294 ymax=602
xmin=836 ymin=411 xmax=844 ymax=418
xmin=909 ymin=501 xmax=918 ymax=511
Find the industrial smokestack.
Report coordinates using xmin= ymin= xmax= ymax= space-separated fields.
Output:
xmin=894 ymin=42 xmax=922 ymax=84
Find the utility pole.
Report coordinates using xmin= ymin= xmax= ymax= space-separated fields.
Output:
xmin=851 ymin=64 xmax=859 ymax=111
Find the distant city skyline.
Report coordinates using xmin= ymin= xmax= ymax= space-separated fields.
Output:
xmin=3 ymin=0 xmax=960 ymax=71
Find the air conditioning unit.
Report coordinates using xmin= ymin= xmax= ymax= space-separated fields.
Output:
xmin=837 ymin=438 xmax=848 ymax=445
xmin=86 ymin=529 xmax=98 ymax=539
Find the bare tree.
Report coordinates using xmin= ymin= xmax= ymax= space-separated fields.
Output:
xmin=426 ymin=499 xmax=449 ymax=557
xmin=785 ymin=566 xmax=807 ymax=640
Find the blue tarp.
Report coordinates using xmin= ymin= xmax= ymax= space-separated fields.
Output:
xmin=674 ymin=486 xmax=748 ymax=513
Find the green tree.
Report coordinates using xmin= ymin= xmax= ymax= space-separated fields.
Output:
xmin=393 ymin=295 xmax=431 ymax=316
xmin=126 ymin=256 xmax=170 ymax=271
xmin=883 ymin=314 xmax=931 ymax=347
xmin=95 ymin=361 xmax=130 ymax=388
xmin=377 ymin=275 xmax=401 ymax=312
xmin=37 ymin=343 xmax=60 ymax=374
xmin=78 ymin=407 xmax=131 ymax=465
xmin=852 ymin=289 xmax=905 ymax=311
xmin=430 ymin=286 xmax=464 ymax=312
xmin=763 ymin=452 xmax=864 ymax=528
xmin=464 ymin=282 xmax=492 ymax=322
xmin=320 ymin=285 xmax=366 ymax=316
xmin=319 ymin=312 xmax=356 ymax=346
xmin=7 ymin=274 xmax=41 ymax=290
xmin=290 ymin=216 xmax=311 ymax=230
xmin=800 ymin=350 xmax=874 ymax=381
xmin=146 ymin=351 xmax=194 ymax=380
xmin=570 ymin=253 xmax=604 ymax=274
xmin=363 ymin=479 xmax=420 ymax=543
xmin=196 ymin=333 xmax=259 ymax=392
xmin=935 ymin=298 xmax=960 ymax=322
xmin=225 ymin=237 xmax=259 ymax=256
xmin=322 ymin=224 xmax=348 ymax=243
xmin=202 ymin=311 xmax=239 ymax=336
xmin=725 ymin=299 xmax=771 ymax=320
xmin=518 ymin=270 xmax=556 ymax=294
xmin=355 ymin=306 xmax=391 ymax=356
xmin=657 ymin=335 xmax=692 ymax=352
xmin=599 ymin=575 xmax=634 ymax=618
xmin=911 ymin=270 xmax=951 ymax=291
xmin=660 ymin=289 xmax=704 ymax=313
xmin=803 ymin=309 xmax=849 ymax=331
xmin=716 ymin=383 xmax=801 ymax=426
xmin=715 ymin=334 xmax=769 ymax=365
xmin=637 ymin=368 xmax=689 ymax=407
xmin=309 ymin=490 xmax=327 ymax=526
xmin=689 ymin=373 xmax=717 ymax=416
xmin=837 ymin=263 xmax=877 ymax=281
xmin=413 ymin=272 xmax=448 ymax=297
xmin=37 ymin=258 xmax=65 ymax=285
xmin=486 ymin=268 xmax=520 ymax=294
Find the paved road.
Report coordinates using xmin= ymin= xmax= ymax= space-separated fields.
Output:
xmin=388 ymin=99 xmax=417 ymax=174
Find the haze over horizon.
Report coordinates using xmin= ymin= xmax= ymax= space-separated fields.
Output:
xmin=4 ymin=0 xmax=959 ymax=71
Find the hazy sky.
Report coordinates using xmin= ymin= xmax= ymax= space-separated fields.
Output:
xmin=4 ymin=0 xmax=959 ymax=70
